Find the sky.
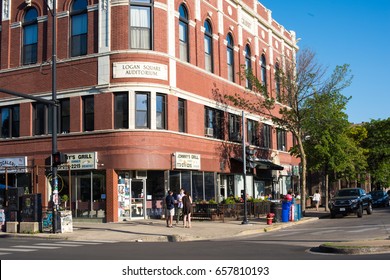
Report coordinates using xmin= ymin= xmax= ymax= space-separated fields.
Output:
xmin=260 ymin=0 xmax=390 ymax=124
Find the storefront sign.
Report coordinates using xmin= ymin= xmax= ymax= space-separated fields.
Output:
xmin=113 ymin=62 xmax=168 ymax=80
xmin=174 ymin=152 xmax=201 ymax=170
xmin=57 ymin=152 xmax=97 ymax=170
xmin=0 ymin=157 xmax=28 ymax=173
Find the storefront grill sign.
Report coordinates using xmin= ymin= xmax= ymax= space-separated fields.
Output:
xmin=57 ymin=152 xmax=97 ymax=170
xmin=174 ymin=152 xmax=201 ymax=170
xmin=0 ymin=157 xmax=28 ymax=173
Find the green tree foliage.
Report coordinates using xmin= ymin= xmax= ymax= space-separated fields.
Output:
xmin=363 ymin=118 xmax=390 ymax=188
xmin=218 ymin=49 xmax=353 ymax=212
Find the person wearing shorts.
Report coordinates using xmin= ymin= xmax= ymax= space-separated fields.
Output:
xmin=165 ymin=190 xmax=175 ymax=228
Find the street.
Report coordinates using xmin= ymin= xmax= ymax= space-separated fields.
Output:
xmin=1 ymin=207 xmax=389 ymax=260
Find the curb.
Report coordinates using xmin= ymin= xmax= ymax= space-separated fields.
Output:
xmin=318 ymin=244 xmax=390 ymax=255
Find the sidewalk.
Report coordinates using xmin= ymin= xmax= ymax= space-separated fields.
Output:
xmin=2 ymin=208 xmax=390 ymax=254
xmin=1 ymin=208 xmax=328 ymax=242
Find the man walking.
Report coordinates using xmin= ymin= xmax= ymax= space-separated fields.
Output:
xmin=165 ymin=190 xmax=175 ymax=228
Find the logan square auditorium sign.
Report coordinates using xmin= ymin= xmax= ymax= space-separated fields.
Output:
xmin=113 ymin=62 xmax=168 ymax=80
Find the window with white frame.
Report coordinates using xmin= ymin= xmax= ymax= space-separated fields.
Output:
xmin=130 ymin=0 xmax=152 ymax=50
xmin=179 ymin=4 xmax=189 ymax=62
xmin=204 ymin=20 xmax=213 ymax=73
xmin=23 ymin=7 xmax=38 ymax=65
xmin=226 ymin=33 xmax=234 ymax=82
xmin=71 ymin=0 xmax=88 ymax=57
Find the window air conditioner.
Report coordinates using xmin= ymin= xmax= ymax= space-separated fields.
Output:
xmin=135 ymin=170 xmax=147 ymax=179
xmin=205 ymin=127 xmax=214 ymax=136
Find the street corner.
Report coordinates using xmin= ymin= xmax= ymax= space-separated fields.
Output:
xmin=318 ymin=239 xmax=390 ymax=255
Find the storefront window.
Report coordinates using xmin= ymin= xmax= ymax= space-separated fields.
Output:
xmin=192 ymin=171 xmax=203 ymax=202
xmin=204 ymin=172 xmax=215 ymax=200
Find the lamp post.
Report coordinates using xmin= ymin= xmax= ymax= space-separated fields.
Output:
xmin=241 ymin=111 xmax=248 ymax=224
xmin=50 ymin=0 xmax=59 ymax=233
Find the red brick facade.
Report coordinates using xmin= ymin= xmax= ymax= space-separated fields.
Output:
xmin=1 ymin=0 xmax=300 ymax=222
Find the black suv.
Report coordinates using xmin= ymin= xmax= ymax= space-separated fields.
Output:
xmin=329 ymin=188 xmax=373 ymax=218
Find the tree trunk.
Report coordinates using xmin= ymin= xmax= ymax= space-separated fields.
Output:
xmin=325 ymin=173 xmax=329 ymax=212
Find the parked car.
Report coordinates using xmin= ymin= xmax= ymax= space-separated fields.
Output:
xmin=369 ymin=190 xmax=390 ymax=207
xmin=329 ymin=188 xmax=373 ymax=218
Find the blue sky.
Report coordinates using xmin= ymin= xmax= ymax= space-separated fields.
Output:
xmin=260 ymin=0 xmax=390 ymax=124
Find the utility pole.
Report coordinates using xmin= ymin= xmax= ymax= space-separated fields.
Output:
xmin=241 ymin=111 xmax=248 ymax=224
xmin=51 ymin=0 xmax=59 ymax=233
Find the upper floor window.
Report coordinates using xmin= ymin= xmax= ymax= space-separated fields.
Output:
xmin=226 ymin=33 xmax=234 ymax=82
xmin=114 ymin=93 xmax=129 ymax=129
xmin=1 ymin=105 xmax=20 ymax=138
xmin=275 ymin=62 xmax=281 ymax=101
xmin=261 ymin=124 xmax=271 ymax=149
xmin=261 ymin=54 xmax=267 ymax=91
xmin=83 ymin=96 xmax=94 ymax=131
xmin=130 ymin=0 xmax=152 ymax=50
xmin=229 ymin=113 xmax=241 ymax=143
xmin=34 ymin=103 xmax=49 ymax=135
xmin=204 ymin=20 xmax=213 ymax=73
xmin=156 ymin=93 xmax=166 ymax=129
xmin=135 ymin=92 xmax=150 ymax=128
xmin=204 ymin=107 xmax=224 ymax=140
xmin=179 ymin=4 xmax=189 ymax=62
xmin=23 ymin=8 xmax=38 ymax=65
xmin=71 ymin=0 xmax=88 ymax=57
xmin=178 ymin=98 xmax=186 ymax=133
xmin=277 ymin=128 xmax=287 ymax=151
xmin=245 ymin=44 xmax=252 ymax=89
xmin=59 ymin=99 xmax=70 ymax=134
xmin=247 ymin=119 xmax=258 ymax=146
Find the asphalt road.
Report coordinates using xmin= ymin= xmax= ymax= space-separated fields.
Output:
xmin=1 ymin=207 xmax=389 ymax=260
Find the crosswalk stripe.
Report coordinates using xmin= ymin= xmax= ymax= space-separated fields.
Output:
xmin=56 ymin=241 xmax=102 ymax=245
xmin=0 ymin=252 xmax=12 ymax=255
xmin=86 ymin=240 xmax=118 ymax=243
xmin=12 ymin=245 xmax=61 ymax=250
xmin=348 ymin=227 xmax=379 ymax=233
xmin=0 ymin=248 xmax=37 ymax=252
xmin=35 ymin=243 xmax=82 ymax=247
xmin=310 ymin=230 xmax=339 ymax=235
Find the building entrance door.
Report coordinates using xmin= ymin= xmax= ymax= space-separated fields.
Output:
xmin=130 ymin=179 xmax=145 ymax=219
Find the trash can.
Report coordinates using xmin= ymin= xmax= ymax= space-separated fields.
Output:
xmin=281 ymin=201 xmax=291 ymax=222
xmin=270 ymin=202 xmax=282 ymax=223
xmin=294 ymin=203 xmax=301 ymax=221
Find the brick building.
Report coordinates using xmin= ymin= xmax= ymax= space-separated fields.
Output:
xmin=0 ymin=0 xmax=300 ymax=222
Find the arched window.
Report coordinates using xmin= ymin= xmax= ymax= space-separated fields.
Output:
xmin=245 ymin=45 xmax=252 ymax=89
xmin=23 ymin=7 xmax=38 ymax=65
xmin=204 ymin=20 xmax=213 ymax=73
xmin=179 ymin=4 xmax=189 ymax=62
xmin=275 ymin=62 xmax=281 ymax=101
xmin=261 ymin=54 xmax=267 ymax=90
xmin=71 ymin=0 xmax=88 ymax=57
xmin=226 ymin=33 xmax=234 ymax=82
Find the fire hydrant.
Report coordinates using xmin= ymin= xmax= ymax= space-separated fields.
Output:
xmin=266 ymin=213 xmax=275 ymax=225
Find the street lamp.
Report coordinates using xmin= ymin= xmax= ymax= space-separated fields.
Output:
xmin=241 ymin=111 xmax=248 ymax=224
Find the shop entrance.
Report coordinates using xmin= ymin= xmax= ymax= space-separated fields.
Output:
xmin=118 ymin=178 xmax=146 ymax=220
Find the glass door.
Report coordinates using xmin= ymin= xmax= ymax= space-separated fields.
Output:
xmin=130 ymin=180 xmax=145 ymax=219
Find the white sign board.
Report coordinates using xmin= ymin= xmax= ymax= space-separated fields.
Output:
xmin=113 ymin=62 xmax=168 ymax=80
xmin=174 ymin=152 xmax=201 ymax=170
xmin=0 ymin=157 xmax=28 ymax=173
xmin=57 ymin=152 xmax=97 ymax=170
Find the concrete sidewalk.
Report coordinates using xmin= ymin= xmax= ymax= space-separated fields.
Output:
xmin=2 ymin=209 xmax=327 ymax=242
xmin=2 ymin=208 xmax=390 ymax=254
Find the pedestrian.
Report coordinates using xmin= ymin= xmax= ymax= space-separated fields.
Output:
xmin=313 ymin=190 xmax=321 ymax=211
xmin=176 ymin=188 xmax=184 ymax=226
xmin=182 ymin=190 xmax=193 ymax=228
xmin=165 ymin=190 xmax=175 ymax=228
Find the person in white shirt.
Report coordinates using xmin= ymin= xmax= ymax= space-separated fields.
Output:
xmin=313 ymin=190 xmax=321 ymax=211
xmin=176 ymin=188 xmax=184 ymax=226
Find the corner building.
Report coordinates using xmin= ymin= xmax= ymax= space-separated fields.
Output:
xmin=0 ymin=0 xmax=300 ymax=222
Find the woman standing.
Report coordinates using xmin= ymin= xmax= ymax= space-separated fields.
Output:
xmin=182 ymin=190 xmax=193 ymax=228
xmin=312 ymin=190 xmax=321 ymax=211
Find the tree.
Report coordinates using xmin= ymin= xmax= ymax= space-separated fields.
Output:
xmin=220 ymin=49 xmax=353 ymax=213
xmin=363 ymin=118 xmax=390 ymax=189
xmin=302 ymin=92 xmax=368 ymax=209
